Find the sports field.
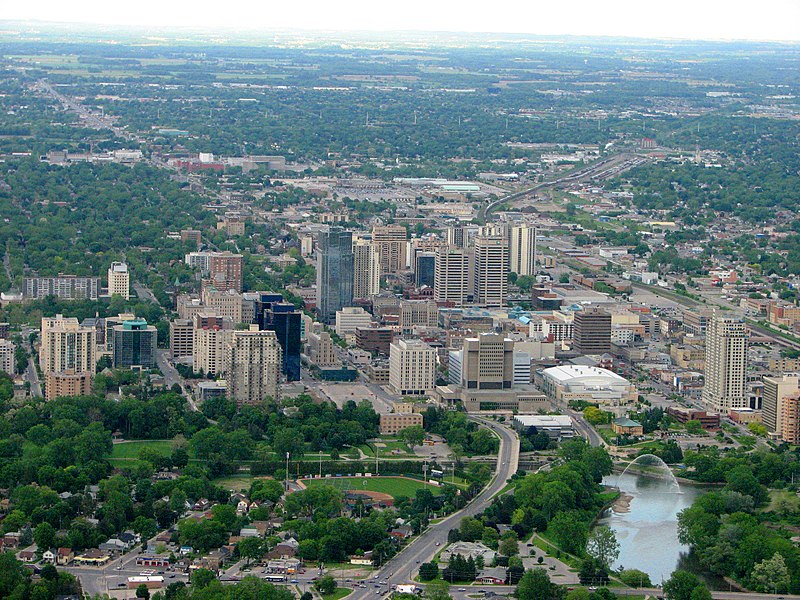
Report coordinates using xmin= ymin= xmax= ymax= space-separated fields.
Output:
xmin=302 ymin=476 xmax=441 ymax=499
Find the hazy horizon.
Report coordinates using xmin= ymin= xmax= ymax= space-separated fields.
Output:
xmin=2 ymin=0 xmax=800 ymax=44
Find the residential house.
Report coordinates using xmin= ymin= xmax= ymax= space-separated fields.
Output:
xmin=42 ymin=549 xmax=56 ymax=563
xmin=57 ymin=548 xmax=75 ymax=565
xmin=389 ymin=526 xmax=413 ymax=540
xmin=18 ymin=549 xmax=36 ymax=562
xmin=99 ymin=538 xmax=129 ymax=554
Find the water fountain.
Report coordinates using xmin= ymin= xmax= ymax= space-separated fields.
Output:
xmin=617 ymin=454 xmax=681 ymax=490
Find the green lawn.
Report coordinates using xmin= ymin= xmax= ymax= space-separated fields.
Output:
xmin=111 ymin=440 xmax=175 ymax=459
xmin=763 ymin=489 xmax=800 ymax=513
xmin=322 ymin=588 xmax=352 ymax=600
xmin=302 ymin=476 xmax=442 ymax=499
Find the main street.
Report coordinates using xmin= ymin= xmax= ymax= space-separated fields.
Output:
xmin=348 ymin=417 xmax=520 ymax=600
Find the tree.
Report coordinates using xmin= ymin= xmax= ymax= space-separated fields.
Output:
xmin=750 ymin=553 xmax=790 ymax=593
xmin=238 ymin=537 xmax=264 ymax=567
xmin=0 ymin=552 xmax=28 ymax=597
xmin=315 ymin=575 xmax=337 ymax=595
xmin=583 ymin=407 xmax=609 ymax=426
xmin=136 ymin=583 xmax=151 ymax=599
xmin=690 ymin=585 xmax=713 ymax=600
xmin=191 ymin=568 xmax=216 ymax=588
xmin=619 ymin=569 xmax=652 ymax=588
xmin=399 ymin=425 xmax=426 ymax=449
xmin=424 ymin=579 xmax=451 ymax=600
xmin=684 ymin=420 xmax=703 ymax=435
xmin=517 ymin=568 xmax=561 ymax=600
xmin=548 ymin=511 xmax=589 ymax=555
xmin=585 ymin=526 xmax=619 ymax=568
xmin=34 ymin=522 xmax=56 ymax=552
xmin=499 ymin=536 xmax=519 ymax=557
xmin=419 ymin=562 xmax=440 ymax=581
xmin=663 ymin=570 xmax=702 ymax=600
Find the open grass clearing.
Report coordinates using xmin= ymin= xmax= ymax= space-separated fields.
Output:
xmin=302 ymin=475 xmax=442 ymax=499
xmin=110 ymin=439 xmax=175 ymax=459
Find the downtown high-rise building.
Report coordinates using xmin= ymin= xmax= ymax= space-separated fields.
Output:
xmin=204 ymin=252 xmax=244 ymax=293
xmin=352 ymin=237 xmax=381 ymax=299
xmin=762 ymin=374 xmax=800 ymax=439
xmin=372 ymin=224 xmax=408 ymax=275
xmin=414 ymin=251 xmax=436 ymax=288
xmin=316 ymin=227 xmax=354 ymax=324
xmin=572 ymin=307 xmax=612 ymax=355
xmin=40 ymin=315 xmax=97 ymax=400
xmin=107 ymin=262 xmax=130 ymax=300
xmin=434 ymin=246 xmax=470 ymax=306
xmin=111 ymin=319 xmax=157 ymax=369
xmin=224 ymin=327 xmax=282 ymax=406
xmin=702 ymin=315 xmax=748 ymax=413
xmin=474 ymin=235 xmax=509 ymax=307
xmin=509 ymin=224 xmax=537 ymax=277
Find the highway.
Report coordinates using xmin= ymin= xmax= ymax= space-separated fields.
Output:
xmin=348 ymin=417 xmax=520 ymax=600
xmin=480 ymin=152 xmax=647 ymax=221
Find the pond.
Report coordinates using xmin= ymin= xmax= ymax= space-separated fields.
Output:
xmin=598 ymin=471 xmax=706 ymax=584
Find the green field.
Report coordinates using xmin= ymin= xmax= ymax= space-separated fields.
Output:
xmin=111 ymin=440 xmax=175 ymax=459
xmin=322 ymin=588 xmax=352 ymax=600
xmin=302 ymin=476 xmax=441 ymax=499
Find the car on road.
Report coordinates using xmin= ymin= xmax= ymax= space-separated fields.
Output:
xmin=459 ymin=588 xmax=466 ymax=592
xmin=291 ymin=579 xmax=299 ymax=583
xmin=435 ymin=542 xmax=440 ymax=546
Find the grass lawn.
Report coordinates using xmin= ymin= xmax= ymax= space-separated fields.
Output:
xmin=360 ymin=439 xmax=417 ymax=457
xmin=212 ymin=474 xmax=257 ymax=491
xmin=111 ymin=440 xmax=175 ymax=460
xmin=322 ymin=588 xmax=352 ymax=600
xmin=302 ymin=476 xmax=442 ymax=499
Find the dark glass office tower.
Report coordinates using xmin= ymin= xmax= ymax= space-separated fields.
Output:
xmin=316 ymin=227 xmax=354 ymax=324
xmin=267 ymin=303 xmax=301 ymax=381
xmin=415 ymin=252 xmax=436 ymax=288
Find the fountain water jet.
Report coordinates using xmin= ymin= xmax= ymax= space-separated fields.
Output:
xmin=617 ymin=454 xmax=681 ymax=490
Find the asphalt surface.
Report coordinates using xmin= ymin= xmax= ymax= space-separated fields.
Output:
xmin=348 ymin=417 xmax=520 ymax=600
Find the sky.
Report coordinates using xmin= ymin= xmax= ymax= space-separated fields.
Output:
xmin=3 ymin=0 xmax=800 ymax=43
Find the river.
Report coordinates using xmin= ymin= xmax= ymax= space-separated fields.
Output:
xmin=598 ymin=471 xmax=706 ymax=584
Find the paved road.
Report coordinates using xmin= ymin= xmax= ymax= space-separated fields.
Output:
xmin=348 ymin=417 xmax=520 ymax=600
xmin=156 ymin=349 xmax=204 ymax=413
xmin=20 ymin=327 xmax=43 ymax=398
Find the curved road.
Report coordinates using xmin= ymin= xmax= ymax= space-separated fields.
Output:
xmin=348 ymin=417 xmax=519 ymax=600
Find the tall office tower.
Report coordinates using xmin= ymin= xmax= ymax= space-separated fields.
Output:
xmin=702 ymin=315 xmax=748 ymax=413
xmin=389 ymin=339 xmax=437 ymax=396
xmin=474 ymin=235 xmax=509 ymax=307
xmin=452 ymin=333 xmax=515 ymax=390
xmin=193 ymin=313 xmax=233 ymax=376
xmin=352 ymin=237 xmax=381 ymax=299
xmin=224 ymin=327 xmax=282 ymax=406
xmin=414 ymin=251 xmax=436 ymax=288
xmin=107 ymin=262 xmax=130 ymax=300
xmin=206 ymin=252 xmax=244 ymax=292
xmin=265 ymin=302 xmax=302 ymax=381
xmin=780 ymin=394 xmax=800 ymax=444
xmin=510 ymin=225 xmax=537 ymax=277
xmin=316 ymin=227 xmax=354 ymax=324
xmin=447 ymin=226 xmax=467 ymax=248
xmin=372 ymin=225 xmax=408 ymax=275
xmin=112 ymin=319 xmax=157 ymax=369
xmin=761 ymin=374 xmax=800 ymax=435
xmin=0 ymin=339 xmax=14 ymax=375
xmin=170 ymin=319 xmax=194 ymax=359
xmin=253 ymin=293 xmax=284 ymax=329
xmin=434 ymin=246 xmax=470 ymax=306
xmin=572 ymin=307 xmax=612 ymax=355
xmin=40 ymin=315 xmax=97 ymax=400
xmin=202 ymin=288 xmax=244 ymax=323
